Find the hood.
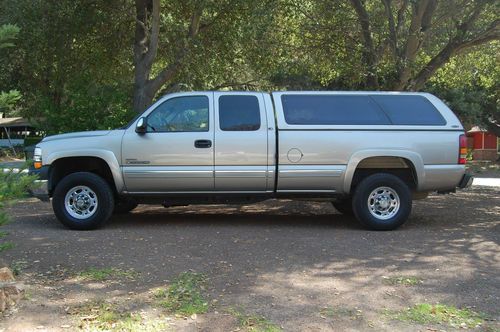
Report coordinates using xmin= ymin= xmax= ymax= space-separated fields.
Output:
xmin=41 ymin=130 xmax=112 ymax=142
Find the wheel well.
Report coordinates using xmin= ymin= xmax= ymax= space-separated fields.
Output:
xmin=49 ymin=157 xmax=116 ymax=195
xmin=350 ymin=156 xmax=417 ymax=192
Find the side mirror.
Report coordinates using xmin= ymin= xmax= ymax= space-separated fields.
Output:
xmin=135 ymin=117 xmax=147 ymax=134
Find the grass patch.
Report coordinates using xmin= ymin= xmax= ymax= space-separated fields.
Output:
xmin=0 ymin=241 xmax=14 ymax=252
xmin=10 ymin=259 xmax=28 ymax=276
xmin=78 ymin=267 xmax=138 ymax=281
xmin=229 ymin=308 xmax=282 ymax=332
xmin=154 ymin=272 xmax=208 ymax=316
xmin=0 ymin=230 xmax=7 ymax=238
xmin=389 ymin=303 xmax=486 ymax=328
xmin=382 ymin=275 xmax=422 ymax=286
xmin=320 ymin=306 xmax=362 ymax=320
xmin=23 ymin=289 xmax=33 ymax=300
xmin=72 ymin=301 xmax=165 ymax=332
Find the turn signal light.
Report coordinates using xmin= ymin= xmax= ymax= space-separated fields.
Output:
xmin=34 ymin=161 xmax=42 ymax=169
xmin=459 ymin=134 xmax=467 ymax=164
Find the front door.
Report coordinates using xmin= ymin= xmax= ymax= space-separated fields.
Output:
xmin=121 ymin=93 xmax=214 ymax=193
xmin=214 ymin=92 xmax=269 ymax=191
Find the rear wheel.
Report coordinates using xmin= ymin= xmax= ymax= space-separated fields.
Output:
xmin=352 ymin=173 xmax=412 ymax=230
xmin=52 ymin=172 xmax=114 ymax=230
xmin=332 ymin=198 xmax=354 ymax=215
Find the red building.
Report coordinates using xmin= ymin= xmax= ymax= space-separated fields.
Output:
xmin=467 ymin=127 xmax=499 ymax=161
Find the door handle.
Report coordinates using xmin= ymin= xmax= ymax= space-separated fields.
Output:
xmin=194 ymin=139 xmax=212 ymax=148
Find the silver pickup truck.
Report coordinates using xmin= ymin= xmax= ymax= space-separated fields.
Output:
xmin=30 ymin=91 xmax=472 ymax=230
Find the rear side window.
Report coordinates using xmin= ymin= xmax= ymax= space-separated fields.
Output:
xmin=219 ymin=95 xmax=261 ymax=131
xmin=281 ymin=95 xmax=390 ymax=125
xmin=371 ymin=95 xmax=446 ymax=125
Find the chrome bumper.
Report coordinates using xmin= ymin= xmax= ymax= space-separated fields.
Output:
xmin=29 ymin=180 xmax=50 ymax=201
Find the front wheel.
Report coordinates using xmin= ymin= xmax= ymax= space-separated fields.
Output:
xmin=52 ymin=172 xmax=114 ymax=230
xmin=352 ymin=173 xmax=412 ymax=231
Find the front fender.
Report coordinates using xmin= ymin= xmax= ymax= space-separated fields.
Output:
xmin=343 ymin=149 xmax=425 ymax=193
xmin=46 ymin=150 xmax=124 ymax=193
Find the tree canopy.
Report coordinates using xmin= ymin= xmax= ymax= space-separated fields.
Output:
xmin=0 ymin=0 xmax=498 ymax=134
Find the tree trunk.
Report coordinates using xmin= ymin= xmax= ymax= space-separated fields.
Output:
xmin=133 ymin=80 xmax=154 ymax=114
xmin=394 ymin=0 xmax=436 ymax=90
xmin=132 ymin=0 xmax=203 ymax=113
xmin=132 ymin=0 xmax=154 ymax=113
xmin=350 ymin=0 xmax=379 ymax=89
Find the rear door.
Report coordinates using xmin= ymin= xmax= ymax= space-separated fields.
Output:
xmin=214 ymin=92 xmax=270 ymax=191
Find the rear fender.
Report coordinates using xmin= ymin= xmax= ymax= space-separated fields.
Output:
xmin=344 ymin=150 xmax=425 ymax=193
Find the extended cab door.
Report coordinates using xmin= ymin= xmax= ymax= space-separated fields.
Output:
xmin=214 ymin=92 xmax=272 ymax=191
xmin=121 ymin=93 xmax=214 ymax=193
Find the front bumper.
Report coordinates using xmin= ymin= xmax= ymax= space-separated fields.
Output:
xmin=28 ymin=166 xmax=50 ymax=201
xmin=458 ymin=173 xmax=473 ymax=189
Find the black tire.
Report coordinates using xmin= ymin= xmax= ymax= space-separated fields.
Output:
xmin=114 ymin=197 xmax=138 ymax=214
xmin=52 ymin=172 xmax=114 ymax=230
xmin=332 ymin=198 xmax=354 ymax=215
xmin=352 ymin=173 xmax=412 ymax=231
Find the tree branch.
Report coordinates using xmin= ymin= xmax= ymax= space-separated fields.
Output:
xmin=133 ymin=0 xmax=150 ymax=65
xmin=143 ymin=0 xmax=160 ymax=68
xmin=350 ymin=0 xmax=379 ymax=89
xmin=409 ymin=18 xmax=499 ymax=90
xmin=382 ymin=0 xmax=398 ymax=57
xmin=396 ymin=0 xmax=408 ymax=35
xmin=148 ymin=5 xmax=205 ymax=94
xmin=395 ymin=0 xmax=436 ymax=90
xmin=212 ymin=80 xmax=259 ymax=90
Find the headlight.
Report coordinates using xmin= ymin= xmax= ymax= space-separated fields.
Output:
xmin=34 ymin=147 xmax=42 ymax=169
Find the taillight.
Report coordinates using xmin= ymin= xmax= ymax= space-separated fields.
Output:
xmin=459 ymin=134 xmax=467 ymax=164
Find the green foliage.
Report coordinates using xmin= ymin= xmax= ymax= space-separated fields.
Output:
xmin=0 ymin=24 xmax=21 ymax=115
xmin=0 ymin=89 xmax=21 ymax=114
xmin=389 ymin=303 xmax=486 ymax=328
xmin=428 ymin=43 xmax=499 ymax=129
xmin=10 ymin=259 xmax=28 ymax=276
xmin=154 ymin=272 xmax=208 ymax=316
xmin=228 ymin=308 xmax=282 ymax=332
xmin=0 ymin=0 xmax=497 ymax=132
xmin=0 ymin=23 xmax=19 ymax=49
xmin=319 ymin=306 xmax=363 ymax=320
xmin=0 ymin=0 xmax=134 ymax=133
xmin=0 ymin=241 xmax=14 ymax=252
xmin=73 ymin=301 xmax=166 ymax=332
xmin=32 ymin=79 xmax=134 ymax=134
xmin=0 ymin=166 xmax=37 ymax=251
xmin=0 ymin=168 xmax=37 ymax=226
xmin=382 ymin=275 xmax=423 ymax=286
xmin=78 ymin=267 xmax=138 ymax=281
xmin=23 ymin=137 xmax=43 ymax=147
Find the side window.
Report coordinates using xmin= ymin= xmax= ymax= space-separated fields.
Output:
xmin=371 ymin=95 xmax=446 ymax=125
xmin=281 ymin=95 xmax=390 ymax=125
xmin=219 ymin=95 xmax=261 ymax=131
xmin=147 ymin=96 xmax=209 ymax=132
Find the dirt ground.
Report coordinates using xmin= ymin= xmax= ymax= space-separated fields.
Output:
xmin=0 ymin=186 xmax=499 ymax=331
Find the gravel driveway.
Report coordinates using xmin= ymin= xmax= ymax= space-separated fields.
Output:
xmin=0 ymin=187 xmax=499 ymax=331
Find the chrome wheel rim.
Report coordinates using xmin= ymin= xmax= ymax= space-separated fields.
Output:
xmin=367 ymin=186 xmax=400 ymax=220
xmin=64 ymin=186 xmax=98 ymax=220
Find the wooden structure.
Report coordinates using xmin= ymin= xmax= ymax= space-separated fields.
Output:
xmin=467 ymin=126 xmax=499 ymax=161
